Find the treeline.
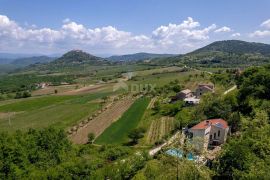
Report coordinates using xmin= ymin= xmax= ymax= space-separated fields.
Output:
xmin=0 ymin=128 xmax=149 ymax=179
xmin=212 ymin=65 xmax=270 ymax=179
xmin=0 ymin=74 xmax=75 ymax=94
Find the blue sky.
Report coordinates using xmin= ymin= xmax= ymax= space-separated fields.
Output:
xmin=0 ymin=0 xmax=270 ymax=55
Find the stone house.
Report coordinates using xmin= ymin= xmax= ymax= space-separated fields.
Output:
xmin=189 ymin=119 xmax=229 ymax=150
xmin=195 ymin=84 xmax=215 ymax=98
xmin=171 ymin=89 xmax=193 ymax=103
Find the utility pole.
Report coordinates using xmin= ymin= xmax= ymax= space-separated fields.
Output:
xmin=177 ymin=150 xmax=179 ymax=180
xmin=8 ymin=112 xmax=11 ymax=126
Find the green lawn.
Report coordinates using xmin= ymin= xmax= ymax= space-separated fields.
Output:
xmin=95 ymin=97 xmax=150 ymax=144
xmin=0 ymin=92 xmax=113 ymax=132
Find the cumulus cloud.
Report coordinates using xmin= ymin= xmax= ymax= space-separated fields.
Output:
xmin=261 ymin=19 xmax=270 ymax=29
xmin=214 ymin=26 xmax=232 ymax=33
xmin=231 ymin=33 xmax=241 ymax=37
xmin=250 ymin=30 xmax=270 ymax=38
xmin=249 ymin=18 xmax=270 ymax=38
xmin=0 ymin=15 xmax=230 ymax=54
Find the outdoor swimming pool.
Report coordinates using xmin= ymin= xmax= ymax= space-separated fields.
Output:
xmin=165 ymin=148 xmax=196 ymax=161
xmin=166 ymin=148 xmax=183 ymax=158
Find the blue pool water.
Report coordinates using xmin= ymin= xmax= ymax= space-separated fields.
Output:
xmin=187 ymin=153 xmax=194 ymax=160
xmin=166 ymin=149 xmax=196 ymax=161
xmin=165 ymin=149 xmax=183 ymax=158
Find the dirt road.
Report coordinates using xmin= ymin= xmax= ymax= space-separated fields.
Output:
xmin=224 ymin=85 xmax=237 ymax=95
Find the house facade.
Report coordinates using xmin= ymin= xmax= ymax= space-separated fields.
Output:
xmin=189 ymin=119 xmax=229 ymax=150
xmin=195 ymin=84 xmax=215 ymax=98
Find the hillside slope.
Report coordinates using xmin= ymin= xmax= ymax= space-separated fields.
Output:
xmin=153 ymin=40 xmax=270 ymax=67
xmin=190 ymin=40 xmax=270 ymax=56
xmin=107 ymin=52 xmax=176 ymax=61
xmin=23 ymin=50 xmax=109 ymax=73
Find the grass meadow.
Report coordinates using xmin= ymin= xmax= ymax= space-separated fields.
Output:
xmin=95 ymin=97 xmax=150 ymax=144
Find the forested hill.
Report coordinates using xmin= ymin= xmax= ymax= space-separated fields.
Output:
xmin=54 ymin=50 xmax=104 ymax=65
xmin=190 ymin=40 xmax=270 ymax=56
xmin=22 ymin=50 xmax=110 ymax=73
xmin=107 ymin=52 xmax=176 ymax=61
xmin=152 ymin=40 xmax=270 ymax=67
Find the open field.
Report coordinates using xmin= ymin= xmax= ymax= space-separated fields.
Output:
xmin=73 ymin=64 xmax=162 ymax=84
xmin=70 ymin=97 xmax=135 ymax=144
xmin=127 ymin=66 xmax=183 ymax=77
xmin=127 ymin=70 xmax=211 ymax=88
xmin=32 ymin=84 xmax=78 ymax=96
xmin=0 ymin=92 xmax=114 ymax=132
xmin=95 ymin=97 xmax=150 ymax=144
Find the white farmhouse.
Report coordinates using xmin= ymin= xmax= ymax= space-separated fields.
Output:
xmin=189 ymin=119 xmax=229 ymax=150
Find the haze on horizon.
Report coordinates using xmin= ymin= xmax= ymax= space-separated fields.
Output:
xmin=0 ymin=0 xmax=270 ymax=55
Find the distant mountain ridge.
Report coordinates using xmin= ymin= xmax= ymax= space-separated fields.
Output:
xmin=107 ymin=52 xmax=176 ymax=61
xmin=11 ymin=56 xmax=55 ymax=67
xmin=0 ymin=58 xmax=14 ymax=65
xmin=2 ymin=40 xmax=270 ymax=72
xmin=153 ymin=40 xmax=270 ymax=67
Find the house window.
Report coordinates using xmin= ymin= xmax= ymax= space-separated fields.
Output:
xmin=214 ymin=133 xmax=216 ymax=139
xmin=218 ymin=130 xmax=220 ymax=137
xmin=210 ymin=135 xmax=212 ymax=140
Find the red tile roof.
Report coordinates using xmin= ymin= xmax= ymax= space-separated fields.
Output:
xmin=191 ymin=119 xmax=228 ymax=130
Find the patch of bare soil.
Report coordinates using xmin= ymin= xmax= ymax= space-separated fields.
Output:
xmin=69 ymin=97 xmax=135 ymax=144
xmin=0 ymin=112 xmax=17 ymax=120
xmin=32 ymin=85 xmax=77 ymax=96
xmin=60 ymin=83 xmax=112 ymax=95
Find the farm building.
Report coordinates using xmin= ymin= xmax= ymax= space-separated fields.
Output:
xmin=188 ymin=119 xmax=229 ymax=150
xmin=195 ymin=84 xmax=215 ymax=98
xmin=183 ymin=97 xmax=200 ymax=105
xmin=171 ymin=89 xmax=193 ymax=102
xmin=36 ymin=82 xmax=50 ymax=89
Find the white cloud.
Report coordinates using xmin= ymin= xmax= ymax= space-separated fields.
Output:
xmin=62 ymin=18 xmax=71 ymax=24
xmin=0 ymin=15 xmax=235 ymax=54
xmin=214 ymin=26 xmax=232 ymax=33
xmin=261 ymin=19 xmax=270 ymax=29
xmin=151 ymin=17 xmax=216 ymax=52
xmin=231 ymin=33 xmax=241 ymax=37
xmin=249 ymin=18 xmax=270 ymax=39
xmin=250 ymin=30 xmax=270 ymax=38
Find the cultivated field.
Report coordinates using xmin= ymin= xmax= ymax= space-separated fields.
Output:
xmin=0 ymin=92 xmax=113 ymax=132
xmin=147 ymin=116 xmax=175 ymax=144
xmin=95 ymin=97 xmax=150 ymax=144
xmin=147 ymin=97 xmax=157 ymax=109
xmin=60 ymin=83 xmax=112 ymax=95
xmin=70 ymin=96 xmax=135 ymax=144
